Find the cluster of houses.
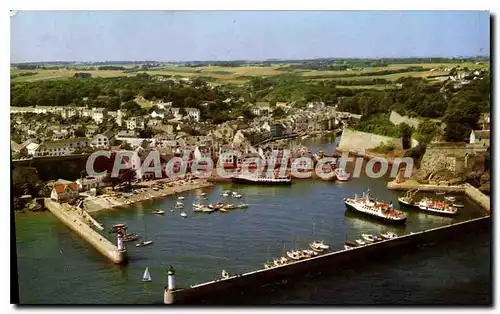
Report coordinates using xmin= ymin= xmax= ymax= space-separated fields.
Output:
xmin=11 ymin=98 xmax=362 ymax=163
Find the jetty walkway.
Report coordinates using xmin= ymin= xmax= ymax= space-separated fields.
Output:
xmin=44 ymin=199 xmax=127 ymax=264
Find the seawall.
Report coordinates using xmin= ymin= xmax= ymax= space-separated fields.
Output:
xmin=465 ymin=183 xmax=490 ymax=213
xmin=167 ymin=216 xmax=489 ymax=304
xmin=337 ymin=128 xmax=403 ymax=153
xmin=44 ymin=199 xmax=127 ymax=264
xmin=387 ymin=180 xmax=465 ymax=192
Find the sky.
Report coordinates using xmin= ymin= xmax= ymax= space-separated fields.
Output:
xmin=10 ymin=10 xmax=490 ymax=63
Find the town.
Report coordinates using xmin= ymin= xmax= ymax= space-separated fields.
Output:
xmin=11 ymin=10 xmax=491 ymax=306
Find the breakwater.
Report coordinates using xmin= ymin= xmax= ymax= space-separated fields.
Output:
xmin=166 ymin=216 xmax=490 ymax=304
xmin=387 ymin=180 xmax=490 ymax=213
xmin=44 ymin=199 xmax=127 ymax=264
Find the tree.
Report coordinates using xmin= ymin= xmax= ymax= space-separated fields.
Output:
xmin=139 ymin=127 xmax=154 ymax=138
xmin=12 ymin=167 xmax=42 ymax=197
xmin=179 ymin=107 xmax=187 ymax=117
xmin=272 ymin=107 xmax=286 ymax=118
xmin=119 ymin=141 xmax=133 ymax=150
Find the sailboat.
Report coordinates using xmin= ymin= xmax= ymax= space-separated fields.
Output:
xmin=142 ymin=267 xmax=152 ymax=282
xmin=136 ymin=216 xmax=154 ymax=247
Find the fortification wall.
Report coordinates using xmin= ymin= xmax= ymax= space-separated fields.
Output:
xmin=389 ymin=110 xmax=421 ymax=129
xmin=337 ymin=128 xmax=402 ymax=153
xmin=417 ymin=142 xmax=486 ymax=181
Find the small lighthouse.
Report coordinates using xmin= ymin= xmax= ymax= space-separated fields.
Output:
xmin=164 ymin=265 xmax=176 ymax=304
xmin=117 ymin=232 xmax=125 ymax=251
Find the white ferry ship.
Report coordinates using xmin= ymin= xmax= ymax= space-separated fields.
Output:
xmin=344 ymin=190 xmax=407 ymax=224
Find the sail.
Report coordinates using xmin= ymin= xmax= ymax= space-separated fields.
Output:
xmin=142 ymin=267 xmax=152 ymax=281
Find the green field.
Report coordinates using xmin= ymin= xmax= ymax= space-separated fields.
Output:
xmin=11 ymin=62 xmax=489 ymax=85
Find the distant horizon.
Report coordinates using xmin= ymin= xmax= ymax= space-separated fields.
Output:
xmin=11 ymin=11 xmax=490 ymax=63
xmin=10 ymin=55 xmax=491 ymax=65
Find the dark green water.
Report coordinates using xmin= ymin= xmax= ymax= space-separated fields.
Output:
xmin=15 ymin=177 xmax=489 ymax=304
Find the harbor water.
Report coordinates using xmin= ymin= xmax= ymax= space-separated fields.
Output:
xmin=14 ymin=136 xmax=490 ymax=304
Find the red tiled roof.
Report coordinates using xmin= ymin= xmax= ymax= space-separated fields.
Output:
xmin=53 ymin=181 xmax=78 ymax=193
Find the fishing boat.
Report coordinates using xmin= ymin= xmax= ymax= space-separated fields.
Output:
xmin=418 ymin=198 xmax=458 ymax=216
xmin=444 ymin=196 xmax=456 ymax=202
xmin=136 ymin=240 xmax=153 ymax=247
xmin=222 ymin=192 xmax=229 ymax=197
xmin=301 ymin=249 xmax=319 ymax=258
xmin=176 ymin=201 xmax=184 ymax=206
xmin=123 ymin=233 xmax=140 ymax=242
xmin=112 ymin=223 xmax=127 ymax=229
xmin=136 ymin=216 xmax=153 ymax=247
xmin=180 ymin=212 xmax=187 ymax=218
xmin=109 ymin=225 xmax=128 ymax=233
xmin=201 ymin=207 xmax=217 ymax=213
xmin=361 ymin=234 xmax=376 ymax=242
xmin=355 ymin=239 xmax=366 ymax=246
xmin=222 ymin=204 xmax=236 ymax=210
xmin=374 ymin=235 xmax=384 ymax=242
xmin=219 ymin=208 xmax=227 ymax=213
xmin=200 ymin=192 xmax=207 ymax=197
xmin=236 ymin=203 xmax=248 ymax=209
xmin=344 ymin=190 xmax=407 ymax=224
xmin=334 ymin=168 xmax=350 ymax=182
xmin=175 ymin=204 xmax=184 ymax=209
xmin=264 ymin=261 xmax=274 ymax=269
xmin=398 ymin=189 xmax=420 ymax=208
xmin=232 ymin=174 xmax=292 ymax=186
xmin=344 ymin=245 xmax=354 ymax=250
xmin=233 ymin=194 xmax=243 ymax=199
xmin=177 ymin=196 xmax=185 ymax=200
xmin=380 ymin=232 xmax=398 ymax=239
xmin=273 ymin=257 xmax=289 ymax=266
xmin=208 ymin=202 xmax=225 ymax=210
xmin=309 ymin=241 xmax=326 ymax=253
xmin=453 ymin=203 xmax=465 ymax=208
xmin=152 ymin=209 xmax=164 ymax=215
xmin=436 ymin=191 xmax=446 ymax=196
xmin=345 ymin=241 xmax=357 ymax=248
xmin=142 ymin=267 xmax=152 ymax=282
xmin=286 ymin=250 xmax=302 ymax=261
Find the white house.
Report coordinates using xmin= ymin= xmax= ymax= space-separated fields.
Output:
xmin=34 ymin=138 xmax=89 ymax=157
xmin=185 ymin=108 xmax=201 ymax=122
xmin=126 ymin=117 xmax=146 ymax=130
xmin=26 ymin=142 xmax=40 ymax=157
xmin=470 ymin=130 xmax=490 ymax=147
xmin=50 ymin=179 xmax=80 ymax=203
xmin=91 ymin=130 xmax=115 ymax=149
xmin=76 ymin=176 xmax=106 ymax=191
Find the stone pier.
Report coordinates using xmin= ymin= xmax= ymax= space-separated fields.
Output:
xmin=44 ymin=198 xmax=127 ymax=264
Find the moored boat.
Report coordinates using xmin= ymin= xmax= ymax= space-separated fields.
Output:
xmin=355 ymin=239 xmax=366 ymax=246
xmin=344 ymin=190 xmax=407 ymax=224
xmin=418 ymin=198 xmax=458 ymax=216
xmin=345 ymin=241 xmax=357 ymax=247
xmin=286 ymin=250 xmax=302 ymax=260
xmin=361 ymin=233 xmax=376 ymax=242
xmin=334 ymin=168 xmax=350 ymax=182
xmin=453 ymin=203 xmax=464 ymax=208
xmin=152 ymin=209 xmax=165 ymax=215
xmin=398 ymin=189 xmax=420 ymax=208
xmin=123 ymin=233 xmax=140 ymax=242
xmin=444 ymin=196 xmax=456 ymax=202
xmin=236 ymin=203 xmax=248 ymax=209
xmin=380 ymin=232 xmax=398 ymax=239
xmin=232 ymin=174 xmax=292 ymax=186
xmin=177 ymin=196 xmax=185 ymax=200
xmin=180 ymin=212 xmax=187 ymax=218
xmin=136 ymin=240 xmax=153 ymax=247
